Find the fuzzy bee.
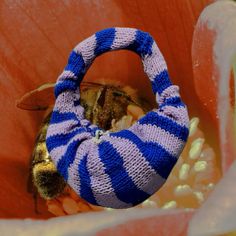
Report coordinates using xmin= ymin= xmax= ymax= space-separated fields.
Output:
xmin=17 ymin=80 xmax=151 ymax=208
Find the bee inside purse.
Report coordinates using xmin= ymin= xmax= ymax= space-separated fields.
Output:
xmin=18 ymin=81 xmax=151 ymax=214
xmin=45 ymin=27 xmax=189 ymax=209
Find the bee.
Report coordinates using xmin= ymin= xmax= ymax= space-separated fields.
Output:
xmin=17 ymin=80 xmax=151 ymax=211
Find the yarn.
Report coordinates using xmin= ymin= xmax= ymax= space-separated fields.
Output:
xmin=46 ymin=27 xmax=189 ymax=208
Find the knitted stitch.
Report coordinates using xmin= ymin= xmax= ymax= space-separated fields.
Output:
xmin=46 ymin=27 xmax=189 ymax=208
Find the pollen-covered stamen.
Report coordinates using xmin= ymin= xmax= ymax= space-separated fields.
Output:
xmin=148 ymin=117 xmax=221 ymax=209
xmin=179 ymin=163 xmax=190 ymax=180
xmin=189 ymin=138 xmax=205 ymax=160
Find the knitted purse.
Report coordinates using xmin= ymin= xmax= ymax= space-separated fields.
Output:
xmin=46 ymin=27 xmax=189 ymax=208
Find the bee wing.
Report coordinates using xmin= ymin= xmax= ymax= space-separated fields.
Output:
xmin=81 ymin=78 xmax=123 ymax=89
xmin=80 ymin=81 xmax=105 ymax=89
xmin=16 ymin=81 xmax=105 ymax=111
xmin=16 ymin=83 xmax=56 ymax=111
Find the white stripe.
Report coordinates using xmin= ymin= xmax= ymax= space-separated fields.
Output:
xmin=111 ymin=27 xmax=136 ymax=50
xmin=156 ymin=106 xmax=189 ymax=128
xmin=103 ymin=135 xmax=166 ymax=195
xmin=156 ymin=85 xmax=180 ymax=105
xmin=67 ymin=139 xmax=92 ymax=195
xmin=54 ymin=89 xmax=84 ymax=118
xmin=49 ymin=132 xmax=92 ymax=166
xmin=58 ymin=70 xmax=77 ymax=82
xmin=74 ymin=34 xmax=97 ymax=68
xmin=143 ymin=42 xmax=168 ymax=81
xmin=130 ymin=123 xmax=185 ymax=157
xmin=47 ymin=119 xmax=79 ymax=136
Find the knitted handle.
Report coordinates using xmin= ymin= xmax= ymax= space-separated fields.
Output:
xmin=54 ymin=27 xmax=170 ymax=99
xmin=46 ymin=27 xmax=189 ymax=208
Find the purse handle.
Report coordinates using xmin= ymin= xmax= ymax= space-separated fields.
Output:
xmin=46 ymin=27 xmax=189 ymax=208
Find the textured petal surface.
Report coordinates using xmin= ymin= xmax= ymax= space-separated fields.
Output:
xmin=0 ymin=0 xmax=211 ymax=221
xmin=192 ymin=0 xmax=236 ymax=172
xmin=0 ymin=208 xmax=194 ymax=236
xmin=188 ymin=162 xmax=236 ymax=236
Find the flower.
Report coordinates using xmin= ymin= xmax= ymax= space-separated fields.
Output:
xmin=0 ymin=0 xmax=235 ymax=235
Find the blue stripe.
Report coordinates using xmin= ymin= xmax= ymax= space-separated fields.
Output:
xmin=65 ymin=51 xmax=85 ymax=78
xmin=47 ymin=125 xmax=99 ymax=151
xmin=127 ymin=30 xmax=154 ymax=57
xmin=151 ymin=70 xmax=172 ymax=95
xmin=78 ymin=154 xmax=98 ymax=205
xmin=46 ymin=128 xmax=85 ymax=152
xmin=159 ymin=96 xmax=185 ymax=109
xmin=110 ymin=130 xmax=177 ymax=179
xmin=138 ymin=111 xmax=189 ymax=141
xmin=54 ymin=51 xmax=85 ymax=97
xmin=49 ymin=111 xmax=78 ymax=124
xmin=54 ymin=80 xmax=77 ymax=97
xmin=98 ymin=141 xmax=150 ymax=205
xmin=94 ymin=28 xmax=116 ymax=56
xmin=57 ymin=138 xmax=87 ymax=181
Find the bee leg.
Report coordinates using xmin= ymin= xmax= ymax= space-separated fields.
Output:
xmin=33 ymin=191 xmax=40 ymax=214
xmin=26 ymin=163 xmax=40 ymax=214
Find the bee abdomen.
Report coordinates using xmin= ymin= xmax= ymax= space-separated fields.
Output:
xmin=32 ymin=161 xmax=66 ymax=199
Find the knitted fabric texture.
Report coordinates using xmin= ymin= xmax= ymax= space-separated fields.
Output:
xmin=46 ymin=27 xmax=189 ymax=208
